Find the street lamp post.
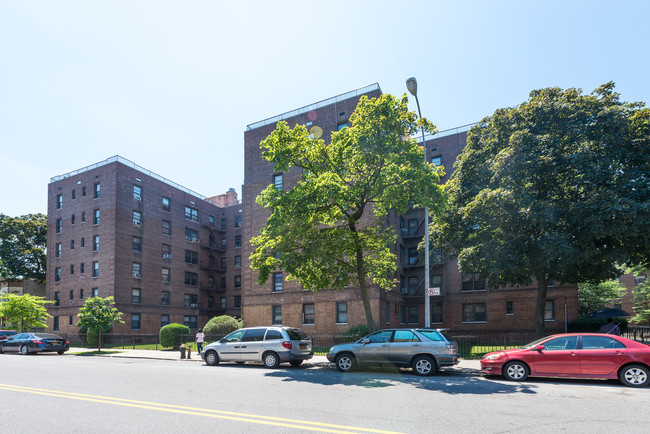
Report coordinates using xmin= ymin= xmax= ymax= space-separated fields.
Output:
xmin=406 ymin=77 xmax=431 ymax=328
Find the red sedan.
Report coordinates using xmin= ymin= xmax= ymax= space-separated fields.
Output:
xmin=481 ymin=333 xmax=650 ymax=387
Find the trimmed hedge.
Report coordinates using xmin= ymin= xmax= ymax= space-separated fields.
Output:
xmin=568 ymin=317 xmax=628 ymax=333
xmin=203 ymin=315 xmax=242 ymax=337
xmin=160 ymin=323 xmax=190 ymax=349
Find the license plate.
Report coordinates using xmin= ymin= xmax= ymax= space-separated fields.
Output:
xmin=300 ymin=344 xmax=307 ymax=350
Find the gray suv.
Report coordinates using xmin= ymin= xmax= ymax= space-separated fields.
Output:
xmin=201 ymin=326 xmax=313 ymax=368
xmin=326 ymin=328 xmax=459 ymax=376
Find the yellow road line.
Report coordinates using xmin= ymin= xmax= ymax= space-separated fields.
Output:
xmin=0 ymin=383 xmax=404 ymax=434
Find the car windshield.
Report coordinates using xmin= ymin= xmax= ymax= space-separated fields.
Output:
xmin=285 ymin=328 xmax=308 ymax=341
xmin=520 ymin=336 xmax=555 ymax=349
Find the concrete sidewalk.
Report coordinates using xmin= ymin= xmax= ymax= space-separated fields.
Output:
xmin=67 ymin=347 xmax=482 ymax=371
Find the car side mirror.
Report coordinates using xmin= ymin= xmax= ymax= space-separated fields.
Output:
xmin=535 ymin=345 xmax=545 ymax=352
xmin=360 ymin=338 xmax=370 ymax=344
xmin=219 ymin=338 xmax=225 ymax=343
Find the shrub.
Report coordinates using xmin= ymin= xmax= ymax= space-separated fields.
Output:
xmin=86 ymin=328 xmax=99 ymax=348
xmin=345 ymin=324 xmax=369 ymax=336
xmin=160 ymin=323 xmax=190 ymax=349
xmin=568 ymin=317 xmax=628 ymax=333
xmin=203 ymin=315 xmax=242 ymax=337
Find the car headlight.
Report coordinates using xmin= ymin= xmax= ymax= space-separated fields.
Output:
xmin=483 ymin=353 xmax=504 ymax=360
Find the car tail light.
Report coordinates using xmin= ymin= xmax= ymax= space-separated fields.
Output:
xmin=65 ymin=341 xmax=70 ymax=345
xmin=282 ymin=341 xmax=292 ymax=349
xmin=447 ymin=343 xmax=457 ymax=354
xmin=31 ymin=340 xmax=44 ymax=344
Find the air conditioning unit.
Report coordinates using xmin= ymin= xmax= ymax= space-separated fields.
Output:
xmin=191 ymin=238 xmax=200 ymax=243
xmin=132 ymin=272 xmax=142 ymax=279
xmin=134 ymin=194 xmax=141 ymax=201
xmin=133 ymin=222 xmax=142 ymax=227
xmin=190 ymin=303 xmax=197 ymax=308
xmin=162 ymin=254 xmax=172 ymax=259
xmin=400 ymin=288 xmax=409 ymax=294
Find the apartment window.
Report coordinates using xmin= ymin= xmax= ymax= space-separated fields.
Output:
xmin=71 ymin=214 xmax=75 ymax=225
xmin=337 ymin=122 xmax=348 ymax=130
xmin=69 ymin=315 xmax=73 ymax=326
xmin=208 ymin=296 xmax=215 ymax=309
xmin=432 ymin=301 xmax=443 ymax=323
xmin=53 ymin=316 xmax=59 ymax=332
xmin=431 ymin=274 xmax=442 ymax=288
xmin=184 ymin=272 xmax=198 ymax=286
xmin=55 ymin=243 xmax=61 ymax=258
xmin=220 ymin=297 xmax=226 ymax=309
xmin=161 ymin=291 xmax=170 ymax=306
xmin=80 ymin=263 xmax=85 ymax=274
xmin=273 ymin=173 xmax=283 ymax=190
xmin=93 ymin=209 xmax=100 ymax=225
xmin=80 ymin=288 xmax=84 ymax=299
xmin=185 ymin=228 xmax=199 ymax=242
xmin=70 ymin=264 xmax=74 ymax=275
xmin=82 ymin=186 xmax=86 ymax=196
xmin=234 ymin=215 xmax=242 ymax=228
xmin=234 ymin=256 xmax=241 ymax=269
xmin=162 ymin=267 xmax=170 ymax=282
xmin=132 ymin=288 xmax=141 ymax=304
xmin=70 ymin=239 xmax=75 ymax=250
xmin=462 ymin=303 xmax=487 ymax=323
xmin=272 ymin=305 xmax=282 ymax=325
xmin=462 ymin=273 xmax=486 ymax=291
xmin=234 ymin=275 xmax=241 ymax=288
xmin=184 ymin=316 xmax=197 ymax=329
xmin=184 ymin=206 xmax=199 ymax=222
xmin=54 ymin=291 xmax=60 ymax=306
xmin=408 ymin=306 xmax=419 ymax=324
xmin=91 ymin=288 xmax=98 ymax=297
xmin=56 ymin=219 xmax=62 ymax=233
xmin=431 ymin=156 xmax=442 ymax=166
xmin=544 ymin=300 xmax=555 ymax=321
xmin=81 ymin=212 xmax=85 ymax=222
xmin=408 ymin=276 xmax=418 ymax=292
xmin=303 ymin=304 xmax=315 ymax=325
xmin=93 ymin=235 xmax=99 ymax=251
xmin=208 ymin=215 xmax=215 ymax=227
xmin=272 ymin=272 xmax=283 ymax=292
xmin=132 ymin=236 xmax=142 ymax=253
xmin=162 ymin=220 xmax=171 ymax=235
xmin=506 ymin=301 xmax=514 ymax=315
xmin=161 ymin=315 xmax=170 ymax=328
xmin=56 ymin=194 xmax=62 ymax=209
xmin=162 ymin=197 xmax=170 ymax=212
xmin=408 ymin=247 xmax=418 ymax=265
xmin=221 ymin=257 xmax=226 ymax=269
xmin=208 ymin=255 xmax=216 ymax=269
xmin=220 ymin=277 xmax=227 ymax=289
xmin=131 ymin=314 xmax=141 ymax=330
xmin=184 ymin=293 xmax=198 ymax=307
xmin=220 ymin=238 xmax=227 ymax=249
xmin=162 ymin=244 xmax=171 ymax=257
xmin=234 ymin=295 xmax=241 ymax=308
xmin=336 ymin=302 xmax=348 ymax=324
xmin=133 ymin=185 xmax=142 ymax=201
xmin=634 ymin=274 xmax=647 ymax=286
xmin=69 ymin=289 xmax=74 ymax=300
xmin=220 ymin=217 xmax=227 ymax=231
xmin=132 ymin=262 xmax=142 ymax=278
xmin=235 ymin=235 xmax=241 ymax=249
xmin=133 ymin=211 xmax=142 ymax=226
xmin=94 ymin=183 xmax=100 ymax=198
xmin=71 ymin=189 xmax=76 ymax=200
xmin=185 ymin=250 xmax=198 ymax=265
xmin=207 ymin=276 xmax=215 ymax=289
xmin=80 ymin=237 xmax=85 ymax=248
xmin=92 ymin=262 xmax=99 ymax=278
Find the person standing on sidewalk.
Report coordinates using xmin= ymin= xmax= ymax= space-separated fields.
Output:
xmin=195 ymin=328 xmax=205 ymax=353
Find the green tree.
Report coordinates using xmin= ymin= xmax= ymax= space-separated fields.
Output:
xmin=77 ymin=296 xmax=124 ymax=351
xmin=251 ymin=94 xmax=445 ymax=331
xmin=0 ymin=214 xmax=47 ymax=283
xmin=0 ymin=293 xmax=52 ymax=332
xmin=431 ymin=83 xmax=649 ymax=336
xmin=629 ymin=265 xmax=650 ymax=325
xmin=577 ymin=280 xmax=626 ymax=317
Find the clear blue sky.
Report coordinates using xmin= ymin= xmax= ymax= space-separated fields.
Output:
xmin=2 ymin=1 xmax=648 ymax=216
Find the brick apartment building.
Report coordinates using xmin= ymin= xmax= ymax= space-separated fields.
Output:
xmin=242 ymin=83 xmax=580 ymax=335
xmin=46 ymin=156 xmax=242 ymax=335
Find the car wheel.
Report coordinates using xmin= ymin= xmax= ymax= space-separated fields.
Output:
xmin=0 ymin=345 xmax=3 ymax=354
xmin=619 ymin=364 xmax=650 ymax=387
xmin=335 ymin=353 xmax=356 ymax=372
xmin=290 ymin=360 xmax=303 ymax=367
xmin=20 ymin=345 xmax=29 ymax=355
xmin=57 ymin=350 xmax=65 ymax=355
xmin=204 ymin=350 xmax=220 ymax=366
xmin=263 ymin=352 xmax=280 ymax=369
xmin=412 ymin=355 xmax=437 ymax=376
xmin=503 ymin=361 xmax=529 ymax=381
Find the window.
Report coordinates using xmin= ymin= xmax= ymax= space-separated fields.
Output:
xmin=542 ymin=336 xmax=578 ymax=351
xmin=93 ymin=209 xmax=100 ymax=225
xmin=208 ymin=296 xmax=215 ymax=308
xmin=265 ymin=329 xmax=283 ymax=340
xmin=208 ymin=215 xmax=215 ymax=227
xmin=272 ymin=305 xmax=282 ymax=325
xmin=133 ymin=211 xmax=142 ymax=226
xmin=431 ymin=274 xmax=442 ymax=288
xmin=71 ymin=189 xmax=76 ymax=200
xmin=92 ymin=262 xmax=99 ymax=278
xmin=70 ymin=239 xmax=75 ymax=250
xmin=55 ymin=243 xmax=61 ymax=258
xmin=337 ymin=122 xmax=348 ymax=130
xmin=82 ymin=186 xmax=86 ymax=196
xmin=94 ymin=183 xmax=100 ymax=198
xmin=220 ymin=217 xmax=227 ymax=231
xmin=221 ymin=238 xmax=227 ymax=249
xmin=71 ymin=214 xmax=75 ymax=225
xmin=462 ymin=273 xmax=486 ymax=291
xmin=161 ymin=291 xmax=170 ymax=306
xmin=234 ymin=275 xmax=241 ymax=288
xmin=273 ymin=174 xmax=283 ymax=190
xmin=303 ymin=304 xmax=315 ymax=325
xmin=234 ymin=256 xmax=241 ymax=268
xmin=336 ymin=302 xmax=348 ymax=324
xmin=56 ymin=194 xmax=62 ymax=209
xmin=408 ymin=276 xmax=418 ymax=292
xmin=506 ymin=301 xmax=514 ymax=315
xmin=635 ymin=274 xmax=647 ymax=286
xmin=234 ymin=215 xmax=242 ymax=228
xmin=184 ymin=316 xmax=197 ymax=329
xmin=53 ymin=316 xmax=59 ymax=332
xmin=93 ymin=235 xmax=99 ymax=251
xmin=582 ymin=336 xmax=626 ymax=349
xmin=185 ymin=250 xmax=198 ymax=265
xmin=407 ymin=218 xmax=418 ymax=236
xmin=81 ymin=212 xmax=85 ymax=223
xmin=162 ymin=197 xmax=170 ymax=212
xmin=162 ymin=244 xmax=171 ymax=257
xmin=56 ymin=219 xmax=62 ymax=233
xmin=234 ymin=295 xmax=241 ymax=308
xmin=132 ymin=262 xmax=141 ymax=278
xmin=91 ymin=288 xmax=98 ymax=297
xmin=162 ymin=220 xmax=171 ymax=235
xmin=80 ymin=288 xmax=84 ymax=299
xmin=544 ymin=300 xmax=555 ymax=321
xmin=161 ymin=267 xmax=170 ymax=282
xmin=184 ymin=293 xmax=198 ymax=307
xmin=431 ymin=301 xmax=443 ymax=323
xmin=431 ymin=156 xmax=442 ymax=166
xmin=70 ymin=264 xmax=74 ymax=275
xmin=131 ymin=314 xmax=141 ymax=330
xmin=272 ymin=272 xmax=283 ymax=292
xmin=462 ymin=303 xmax=487 ymax=322
xmin=132 ymin=288 xmax=141 ymax=304
xmin=80 ymin=237 xmax=85 ymax=248
xmin=185 ymin=272 xmax=198 ymax=286
xmin=408 ymin=306 xmax=419 ymax=324
xmin=408 ymin=247 xmax=418 ymax=265
xmin=220 ymin=297 xmax=226 ymax=309
xmin=161 ymin=315 xmax=170 ymax=328
xmin=69 ymin=289 xmax=74 ymax=300
xmin=69 ymin=315 xmax=73 ymax=326
xmin=235 ymin=235 xmax=241 ymax=249
xmin=220 ymin=277 xmax=227 ymax=289
xmin=54 ymin=291 xmax=60 ymax=306
xmin=133 ymin=185 xmax=142 ymax=201
xmin=185 ymin=228 xmax=199 ymax=242
xmin=184 ymin=206 xmax=199 ymax=222
xmin=368 ymin=330 xmax=393 ymax=343
xmin=132 ymin=236 xmax=142 ymax=253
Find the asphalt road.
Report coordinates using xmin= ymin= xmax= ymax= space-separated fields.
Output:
xmin=0 ymin=353 xmax=648 ymax=433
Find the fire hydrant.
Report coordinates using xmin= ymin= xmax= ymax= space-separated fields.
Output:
xmin=180 ymin=344 xmax=186 ymax=359
xmin=187 ymin=344 xmax=192 ymax=359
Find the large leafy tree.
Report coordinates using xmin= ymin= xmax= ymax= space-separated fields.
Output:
xmin=0 ymin=214 xmax=47 ymax=283
xmin=629 ymin=265 xmax=650 ymax=326
xmin=577 ymin=280 xmax=626 ymax=317
xmin=432 ymin=83 xmax=649 ymax=335
xmin=251 ymin=94 xmax=445 ymax=331
xmin=77 ymin=296 xmax=124 ymax=350
xmin=0 ymin=293 xmax=52 ymax=332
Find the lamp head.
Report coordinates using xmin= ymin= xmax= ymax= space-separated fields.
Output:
xmin=406 ymin=77 xmax=418 ymax=96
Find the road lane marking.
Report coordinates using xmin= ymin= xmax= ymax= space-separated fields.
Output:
xmin=0 ymin=383 xmax=403 ymax=434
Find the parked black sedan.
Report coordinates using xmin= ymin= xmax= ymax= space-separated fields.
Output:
xmin=0 ymin=333 xmax=69 ymax=355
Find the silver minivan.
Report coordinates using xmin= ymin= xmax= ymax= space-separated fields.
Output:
xmin=201 ymin=326 xmax=313 ymax=368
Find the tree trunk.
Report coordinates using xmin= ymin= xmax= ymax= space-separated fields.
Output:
xmin=534 ymin=278 xmax=548 ymax=337
xmin=356 ymin=247 xmax=376 ymax=332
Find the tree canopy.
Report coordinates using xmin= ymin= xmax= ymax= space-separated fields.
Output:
xmin=431 ymin=83 xmax=649 ymax=335
xmin=77 ymin=296 xmax=124 ymax=350
xmin=577 ymin=280 xmax=626 ymax=317
xmin=0 ymin=293 xmax=52 ymax=332
xmin=0 ymin=214 xmax=47 ymax=283
xmin=251 ymin=94 xmax=445 ymax=330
